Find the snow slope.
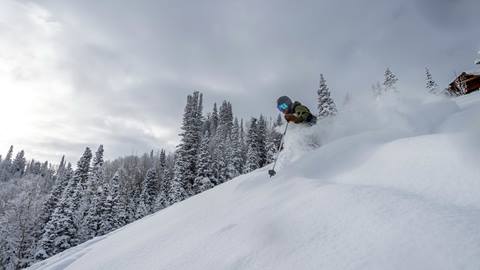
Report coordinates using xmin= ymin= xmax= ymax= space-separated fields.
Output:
xmin=29 ymin=92 xmax=480 ymax=270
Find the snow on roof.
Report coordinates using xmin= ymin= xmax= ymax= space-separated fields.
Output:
xmin=464 ymin=68 xmax=480 ymax=75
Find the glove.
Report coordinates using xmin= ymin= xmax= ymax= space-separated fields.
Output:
xmin=284 ymin=114 xmax=298 ymax=123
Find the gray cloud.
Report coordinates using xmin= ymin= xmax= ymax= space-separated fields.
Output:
xmin=1 ymin=0 xmax=479 ymax=162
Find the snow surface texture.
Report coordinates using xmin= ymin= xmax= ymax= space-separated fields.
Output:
xmin=29 ymin=92 xmax=480 ymax=270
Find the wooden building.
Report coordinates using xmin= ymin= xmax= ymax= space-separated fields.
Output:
xmin=448 ymin=72 xmax=480 ymax=96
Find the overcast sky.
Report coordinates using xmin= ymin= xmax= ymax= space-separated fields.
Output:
xmin=0 ymin=0 xmax=478 ymax=163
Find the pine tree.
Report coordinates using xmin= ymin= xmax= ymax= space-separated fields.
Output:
xmin=171 ymin=91 xmax=203 ymax=201
xmin=28 ymin=161 xmax=42 ymax=176
xmin=69 ymin=148 xmax=93 ymax=204
xmin=317 ymin=74 xmax=337 ymax=118
xmin=136 ymin=168 xmax=159 ymax=218
xmin=212 ymin=141 xmax=228 ymax=184
xmin=155 ymin=150 xmax=169 ymax=210
xmin=98 ymin=171 xmax=125 ymax=235
xmin=34 ymin=160 xmax=72 ymax=261
xmin=0 ymin=145 xmax=14 ymax=182
xmin=125 ymin=179 xmax=141 ymax=224
xmin=224 ymin=139 xmax=237 ymax=181
xmin=79 ymin=145 xmax=105 ymax=240
xmin=228 ymin=118 xmax=244 ymax=177
xmin=425 ymin=67 xmax=438 ymax=94
xmin=215 ymin=101 xmax=233 ymax=143
xmin=81 ymin=183 xmax=105 ymax=239
xmin=194 ymin=133 xmax=214 ymax=193
xmin=46 ymin=147 xmax=92 ymax=254
xmin=256 ymin=116 xmax=268 ymax=168
xmin=107 ymin=170 xmax=126 ymax=231
xmin=239 ymin=119 xmax=247 ymax=172
xmin=210 ymin=103 xmax=219 ymax=137
xmin=383 ymin=68 xmax=398 ymax=92
xmin=245 ymin=118 xmax=260 ymax=173
xmin=11 ymin=150 xmax=26 ymax=178
xmin=202 ymin=113 xmax=212 ymax=137
xmin=36 ymin=163 xmax=75 ymax=258
xmin=43 ymin=196 xmax=76 ymax=254
xmin=90 ymin=145 xmax=105 ymax=187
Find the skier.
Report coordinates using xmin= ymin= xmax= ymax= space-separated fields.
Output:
xmin=276 ymin=96 xmax=317 ymax=126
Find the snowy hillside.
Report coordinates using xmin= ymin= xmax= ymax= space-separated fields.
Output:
xmin=29 ymin=92 xmax=480 ymax=270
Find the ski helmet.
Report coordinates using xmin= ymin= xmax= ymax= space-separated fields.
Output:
xmin=277 ymin=96 xmax=292 ymax=112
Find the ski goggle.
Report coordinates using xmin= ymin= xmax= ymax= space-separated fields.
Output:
xmin=277 ymin=103 xmax=289 ymax=111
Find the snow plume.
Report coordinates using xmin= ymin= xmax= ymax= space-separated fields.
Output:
xmin=275 ymin=90 xmax=459 ymax=175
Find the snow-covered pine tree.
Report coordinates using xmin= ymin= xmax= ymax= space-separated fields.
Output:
xmin=215 ymin=101 xmax=233 ymax=142
xmin=70 ymin=148 xmax=93 ymax=202
xmin=39 ymin=161 xmax=55 ymax=192
xmin=98 ymin=170 xmax=126 ymax=236
xmin=171 ymin=92 xmax=203 ymax=202
xmin=210 ymin=101 xmax=234 ymax=184
xmin=317 ymin=74 xmax=337 ymax=118
xmin=37 ymin=162 xmax=75 ymax=257
xmin=53 ymin=156 xmax=67 ymax=184
xmin=136 ymin=168 xmax=159 ymax=218
xmin=80 ymin=145 xmax=105 ymax=240
xmin=107 ymin=170 xmax=126 ymax=231
xmin=53 ymin=147 xmax=92 ymax=251
xmin=24 ymin=159 xmax=31 ymax=174
xmin=97 ymin=181 xmax=113 ymax=235
xmin=256 ymin=116 xmax=268 ymax=168
xmin=33 ymin=159 xmax=71 ymax=260
xmin=194 ymin=133 xmax=214 ymax=193
xmin=212 ymin=140 xmax=227 ymax=184
xmin=228 ymin=118 xmax=244 ymax=178
xmin=90 ymin=145 xmax=104 ymax=184
xmin=125 ymin=180 xmax=141 ymax=223
xmin=202 ymin=113 xmax=212 ymax=137
xmin=383 ymin=68 xmax=398 ymax=92
xmin=155 ymin=150 xmax=169 ymax=210
xmin=11 ymin=150 xmax=26 ymax=178
xmin=210 ymin=103 xmax=219 ymax=137
xmin=425 ymin=67 xmax=439 ymax=94
xmin=81 ymin=183 xmax=105 ymax=239
xmin=245 ymin=118 xmax=260 ymax=173
xmin=239 ymin=119 xmax=248 ymax=170
xmin=0 ymin=145 xmax=14 ymax=182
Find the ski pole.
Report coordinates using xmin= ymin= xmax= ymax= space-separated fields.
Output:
xmin=268 ymin=122 xmax=289 ymax=177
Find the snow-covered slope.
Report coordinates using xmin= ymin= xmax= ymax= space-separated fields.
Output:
xmin=29 ymin=92 xmax=480 ymax=270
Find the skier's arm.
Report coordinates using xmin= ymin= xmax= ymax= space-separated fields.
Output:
xmin=294 ymin=105 xmax=311 ymax=123
xmin=284 ymin=114 xmax=298 ymax=123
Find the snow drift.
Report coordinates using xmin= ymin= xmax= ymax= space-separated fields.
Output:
xmin=29 ymin=91 xmax=480 ymax=270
